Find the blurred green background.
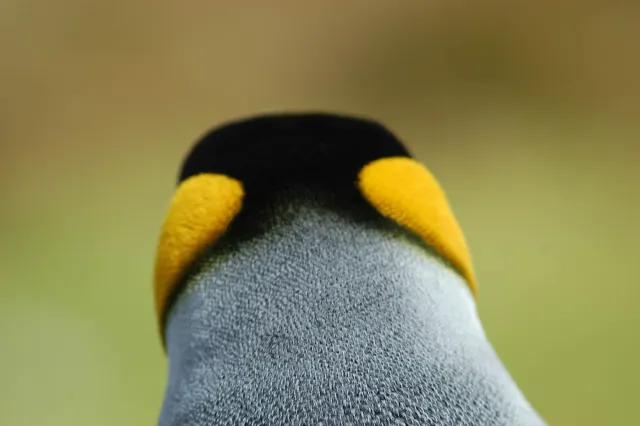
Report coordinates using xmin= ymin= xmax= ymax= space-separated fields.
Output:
xmin=1 ymin=1 xmax=638 ymax=425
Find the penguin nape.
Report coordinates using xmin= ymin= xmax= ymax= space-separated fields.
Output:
xmin=152 ymin=113 xmax=545 ymax=425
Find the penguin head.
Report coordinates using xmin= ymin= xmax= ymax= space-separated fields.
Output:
xmin=153 ymin=113 xmax=476 ymax=343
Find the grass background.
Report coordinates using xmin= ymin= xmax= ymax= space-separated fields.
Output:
xmin=1 ymin=2 xmax=638 ymax=425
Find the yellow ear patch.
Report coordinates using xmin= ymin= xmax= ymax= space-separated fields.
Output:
xmin=358 ymin=157 xmax=477 ymax=295
xmin=154 ymin=173 xmax=244 ymax=331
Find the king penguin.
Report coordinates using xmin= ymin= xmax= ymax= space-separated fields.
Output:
xmin=152 ymin=113 xmax=545 ymax=425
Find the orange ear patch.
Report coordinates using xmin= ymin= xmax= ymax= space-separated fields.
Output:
xmin=358 ymin=157 xmax=477 ymax=295
xmin=154 ymin=173 xmax=244 ymax=333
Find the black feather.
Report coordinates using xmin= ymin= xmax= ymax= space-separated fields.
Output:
xmin=179 ymin=112 xmax=412 ymax=191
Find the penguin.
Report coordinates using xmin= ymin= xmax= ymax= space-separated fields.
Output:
xmin=153 ymin=113 xmax=545 ymax=425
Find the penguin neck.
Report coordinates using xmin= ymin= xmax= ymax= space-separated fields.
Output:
xmin=163 ymin=187 xmax=481 ymax=362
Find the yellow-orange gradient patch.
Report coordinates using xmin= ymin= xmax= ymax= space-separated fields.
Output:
xmin=358 ymin=157 xmax=477 ymax=295
xmin=154 ymin=174 xmax=244 ymax=334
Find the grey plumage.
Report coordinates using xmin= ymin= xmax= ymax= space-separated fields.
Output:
xmin=158 ymin=189 xmax=545 ymax=425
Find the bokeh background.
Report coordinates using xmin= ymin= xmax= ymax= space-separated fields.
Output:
xmin=1 ymin=1 xmax=639 ymax=425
